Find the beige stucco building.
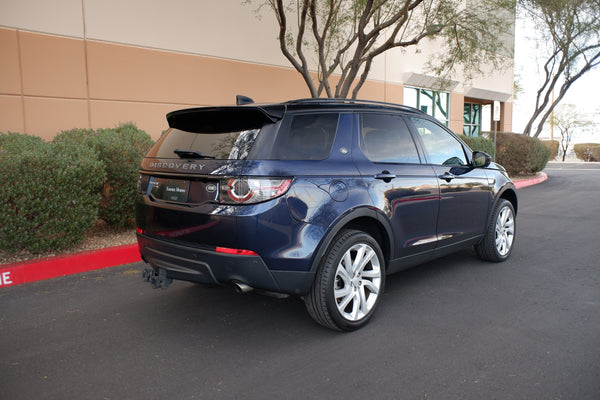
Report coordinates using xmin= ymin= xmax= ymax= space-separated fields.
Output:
xmin=0 ymin=0 xmax=514 ymax=141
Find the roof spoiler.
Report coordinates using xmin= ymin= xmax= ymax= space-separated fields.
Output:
xmin=166 ymin=105 xmax=284 ymax=133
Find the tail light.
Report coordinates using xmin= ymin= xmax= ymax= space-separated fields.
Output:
xmin=137 ymin=174 xmax=150 ymax=194
xmin=219 ymin=178 xmax=292 ymax=204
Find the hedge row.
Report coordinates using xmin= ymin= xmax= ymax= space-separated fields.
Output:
xmin=460 ymin=135 xmax=496 ymax=158
xmin=463 ymin=132 xmax=551 ymax=176
xmin=541 ymin=140 xmax=560 ymax=160
xmin=495 ymin=132 xmax=551 ymax=175
xmin=0 ymin=124 xmax=153 ymax=253
xmin=573 ymin=143 xmax=600 ymax=162
xmin=53 ymin=123 xmax=154 ymax=226
xmin=0 ymin=134 xmax=104 ymax=252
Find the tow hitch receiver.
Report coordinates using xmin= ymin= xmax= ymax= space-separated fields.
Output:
xmin=143 ymin=268 xmax=172 ymax=290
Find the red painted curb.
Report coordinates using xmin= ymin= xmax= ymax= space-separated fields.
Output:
xmin=514 ymin=172 xmax=548 ymax=189
xmin=0 ymin=244 xmax=140 ymax=288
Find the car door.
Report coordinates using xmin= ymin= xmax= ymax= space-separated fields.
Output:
xmin=407 ymin=116 xmax=492 ymax=250
xmin=352 ymin=113 xmax=440 ymax=269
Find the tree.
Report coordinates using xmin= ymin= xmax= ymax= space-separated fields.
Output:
xmin=251 ymin=0 xmax=515 ymax=99
xmin=520 ymin=0 xmax=600 ymax=137
xmin=546 ymin=104 xmax=593 ymax=161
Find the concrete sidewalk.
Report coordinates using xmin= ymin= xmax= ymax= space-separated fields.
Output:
xmin=546 ymin=160 xmax=600 ymax=169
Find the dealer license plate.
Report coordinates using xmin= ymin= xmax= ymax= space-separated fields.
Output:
xmin=149 ymin=177 xmax=190 ymax=202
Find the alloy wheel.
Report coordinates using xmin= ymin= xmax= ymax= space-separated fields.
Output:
xmin=333 ymin=243 xmax=382 ymax=321
xmin=495 ymin=206 xmax=515 ymax=257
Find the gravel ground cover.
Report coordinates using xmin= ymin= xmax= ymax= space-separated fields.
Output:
xmin=0 ymin=220 xmax=136 ymax=265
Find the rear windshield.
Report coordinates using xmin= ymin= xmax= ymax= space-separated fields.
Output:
xmin=147 ymin=112 xmax=339 ymax=161
xmin=146 ymin=127 xmax=271 ymax=160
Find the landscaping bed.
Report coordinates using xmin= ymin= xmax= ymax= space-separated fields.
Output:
xmin=0 ymin=220 xmax=136 ymax=265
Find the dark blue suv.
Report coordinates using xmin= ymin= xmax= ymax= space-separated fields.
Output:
xmin=136 ymin=97 xmax=517 ymax=331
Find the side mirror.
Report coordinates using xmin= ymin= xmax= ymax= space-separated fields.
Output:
xmin=472 ymin=151 xmax=491 ymax=168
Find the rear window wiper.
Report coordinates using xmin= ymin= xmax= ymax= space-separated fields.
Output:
xmin=174 ymin=149 xmax=216 ymax=159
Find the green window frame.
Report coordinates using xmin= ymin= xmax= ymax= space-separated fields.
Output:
xmin=404 ymin=87 xmax=449 ymax=126
xmin=463 ymin=103 xmax=482 ymax=137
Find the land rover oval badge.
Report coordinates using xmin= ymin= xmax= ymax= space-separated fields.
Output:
xmin=206 ymin=183 xmax=217 ymax=193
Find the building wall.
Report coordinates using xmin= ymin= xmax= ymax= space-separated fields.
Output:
xmin=0 ymin=0 xmax=514 ymax=140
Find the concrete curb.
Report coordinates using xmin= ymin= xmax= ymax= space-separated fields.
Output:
xmin=514 ymin=172 xmax=548 ymax=189
xmin=0 ymin=244 xmax=140 ymax=288
xmin=0 ymin=173 xmax=548 ymax=288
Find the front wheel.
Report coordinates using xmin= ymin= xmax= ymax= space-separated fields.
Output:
xmin=305 ymin=230 xmax=385 ymax=331
xmin=475 ymin=199 xmax=516 ymax=262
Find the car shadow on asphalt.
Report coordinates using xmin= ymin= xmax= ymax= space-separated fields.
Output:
xmin=131 ymin=247 xmax=489 ymax=340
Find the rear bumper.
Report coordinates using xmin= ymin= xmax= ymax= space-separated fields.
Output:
xmin=137 ymin=233 xmax=314 ymax=295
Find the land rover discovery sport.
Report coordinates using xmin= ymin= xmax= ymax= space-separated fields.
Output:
xmin=136 ymin=97 xmax=517 ymax=331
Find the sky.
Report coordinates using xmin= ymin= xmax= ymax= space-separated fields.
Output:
xmin=512 ymin=10 xmax=600 ymax=143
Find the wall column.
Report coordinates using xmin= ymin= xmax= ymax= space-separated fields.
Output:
xmin=449 ymin=92 xmax=464 ymax=135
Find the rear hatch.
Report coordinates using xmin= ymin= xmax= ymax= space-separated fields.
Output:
xmin=136 ymin=105 xmax=285 ymax=245
xmin=140 ymin=104 xmax=285 ymax=200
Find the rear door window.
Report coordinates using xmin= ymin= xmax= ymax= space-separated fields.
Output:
xmin=360 ymin=113 xmax=421 ymax=164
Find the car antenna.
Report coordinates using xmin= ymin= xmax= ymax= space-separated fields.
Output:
xmin=236 ymin=95 xmax=254 ymax=105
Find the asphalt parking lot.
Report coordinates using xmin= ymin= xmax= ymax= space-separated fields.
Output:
xmin=1 ymin=166 xmax=599 ymax=400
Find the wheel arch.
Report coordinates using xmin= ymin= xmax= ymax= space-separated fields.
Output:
xmin=309 ymin=207 xmax=393 ymax=274
xmin=477 ymin=183 xmax=518 ymax=242
xmin=499 ymin=186 xmax=518 ymax=215
xmin=475 ymin=186 xmax=517 ymax=262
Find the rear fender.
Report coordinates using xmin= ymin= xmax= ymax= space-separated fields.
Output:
xmin=307 ymin=207 xmax=394 ymax=275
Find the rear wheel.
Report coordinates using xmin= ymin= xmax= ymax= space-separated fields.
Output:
xmin=475 ymin=199 xmax=516 ymax=262
xmin=306 ymin=230 xmax=385 ymax=331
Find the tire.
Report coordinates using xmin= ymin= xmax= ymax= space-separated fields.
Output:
xmin=475 ymin=199 xmax=516 ymax=262
xmin=305 ymin=229 xmax=385 ymax=331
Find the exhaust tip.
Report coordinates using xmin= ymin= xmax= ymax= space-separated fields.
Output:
xmin=232 ymin=281 xmax=253 ymax=294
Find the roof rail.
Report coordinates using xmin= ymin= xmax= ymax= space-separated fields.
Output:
xmin=285 ymin=98 xmax=423 ymax=113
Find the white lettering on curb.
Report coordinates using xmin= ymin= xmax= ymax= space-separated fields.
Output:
xmin=0 ymin=271 xmax=13 ymax=286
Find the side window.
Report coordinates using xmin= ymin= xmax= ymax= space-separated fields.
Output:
xmin=360 ymin=114 xmax=420 ymax=164
xmin=271 ymin=113 xmax=339 ymax=160
xmin=410 ymin=117 xmax=467 ymax=166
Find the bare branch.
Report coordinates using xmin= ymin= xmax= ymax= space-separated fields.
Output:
xmin=272 ymin=0 xmax=318 ymax=97
xmin=254 ymin=0 xmax=516 ymax=99
xmin=520 ymin=0 xmax=600 ymax=136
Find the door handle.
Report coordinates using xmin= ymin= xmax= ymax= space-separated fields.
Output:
xmin=374 ymin=171 xmax=396 ymax=182
xmin=439 ymin=172 xmax=456 ymax=182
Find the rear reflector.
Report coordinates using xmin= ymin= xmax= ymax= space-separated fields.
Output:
xmin=215 ymin=247 xmax=258 ymax=256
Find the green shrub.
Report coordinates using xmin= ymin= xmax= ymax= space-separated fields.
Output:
xmin=0 ymin=133 xmax=105 ymax=253
xmin=573 ymin=143 xmax=600 ymax=162
xmin=495 ymin=132 xmax=551 ymax=176
xmin=53 ymin=123 xmax=153 ymax=227
xmin=0 ymin=131 xmax=46 ymax=153
xmin=460 ymin=135 xmax=495 ymax=158
xmin=542 ymin=140 xmax=560 ymax=160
